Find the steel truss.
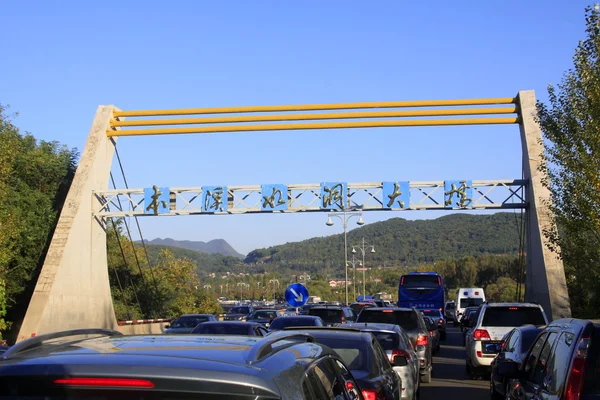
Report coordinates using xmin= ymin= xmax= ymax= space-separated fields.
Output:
xmin=93 ymin=179 xmax=527 ymax=218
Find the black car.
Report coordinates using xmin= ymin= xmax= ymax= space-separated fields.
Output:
xmin=421 ymin=309 xmax=446 ymax=340
xmin=191 ymin=321 xmax=269 ymax=336
xmin=164 ymin=313 xmax=218 ymax=334
xmin=308 ymin=305 xmax=357 ymax=326
xmin=286 ymin=327 xmax=402 ymax=400
xmin=356 ymin=307 xmax=433 ymax=383
xmin=350 ymin=302 xmax=376 ymax=316
xmin=498 ymin=318 xmax=600 ymax=399
xmin=224 ymin=305 xmax=255 ymax=321
xmin=268 ymin=315 xmax=324 ymax=332
xmin=489 ymin=325 xmax=543 ymax=399
xmin=246 ymin=309 xmax=282 ymax=327
xmin=0 ymin=328 xmax=363 ymax=399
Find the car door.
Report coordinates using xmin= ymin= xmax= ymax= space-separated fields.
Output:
xmin=519 ymin=332 xmax=559 ymax=399
xmin=400 ymin=329 xmax=420 ymax=382
xmin=372 ymin=338 xmax=400 ymax=400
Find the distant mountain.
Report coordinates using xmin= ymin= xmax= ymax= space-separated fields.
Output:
xmin=143 ymin=238 xmax=244 ymax=259
xmin=244 ymin=213 xmax=523 ymax=268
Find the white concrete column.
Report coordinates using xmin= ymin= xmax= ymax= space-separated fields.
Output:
xmin=518 ymin=90 xmax=571 ymax=320
xmin=17 ymin=106 xmax=118 ymax=341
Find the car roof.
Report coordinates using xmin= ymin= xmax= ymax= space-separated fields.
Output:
xmin=344 ymin=322 xmax=400 ymax=333
xmin=274 ymin=315 xmax=320 ymax=319
xmin=285 ymin=327 xmax=371 ymax=339
xmin=199 ymin=321 xmax=262 ymax=327
xmin=484 ymin=302 xmax=542 ymax=308
xmin=177 ymin=314 xmax=215 ymax=317
xmin=360 ymin=307 xmax=415 ymax=312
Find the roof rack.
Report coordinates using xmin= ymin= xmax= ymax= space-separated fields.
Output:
xmin=2 ymin=328 xmax=122 ymax=359
xmin=247 ymin=332 xmax=316 ymax=364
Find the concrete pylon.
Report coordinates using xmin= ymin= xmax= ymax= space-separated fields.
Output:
xmin=17 ymin=106 xmax=118 ymax=341
xmin=518 ymin=90 xmax=571 ymax=321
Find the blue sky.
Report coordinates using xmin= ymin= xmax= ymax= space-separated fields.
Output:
xmin=1 ymin=1 xmax=591 ymax=255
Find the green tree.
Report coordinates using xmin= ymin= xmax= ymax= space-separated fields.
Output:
xmin=537 ymin=6 xmax=600 ymax=318
xmin=0 ymin=105 xmax=78 ymax=340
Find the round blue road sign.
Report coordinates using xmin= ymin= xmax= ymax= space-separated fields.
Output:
xmin=285 ymin=283 xmax=309 ymax=307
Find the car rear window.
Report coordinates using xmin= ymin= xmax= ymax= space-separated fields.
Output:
xmin=369 ymin=332 xmax=400 ymax=351
xmin=446 ymin=303 xmax=456 ymax=310
xmin=270 ymin=317 xmax=319 ymax=330
xmin=229 ymin=307 xmax=250 ymax=314
xmin=171 ymin=316 xmax=210 ymax=328
xmin=309 ymin=309 xmax=342 ymax=323
xmin=192 ymin=324 xmax=250 ymax=335
xmin=422 ymin=310 xmax=443 ymax=318
xmin=311 ymin=336 xmax=369 ymax=371
xmin=253 ymin=310 xmax=278 ymax=319
xmin=460 ymin=298 xmax=484 ymax=308
xmin=357 ymin=310 xmax=419 ymax=331
xmin=481 ymin=307 xmax=546 ymax=327
xmin=584 ymin=325 xmax=600 ymax=395
xmin=401 ymin=275 xmax=439 ymax=288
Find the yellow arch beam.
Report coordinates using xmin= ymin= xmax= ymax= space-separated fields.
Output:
xmin=111 ymin=106 xmax=518 ymax=127
xmin=108 ymin=117 xmax=519 ymax=137
xmin=112 ymin=97 xmax=516 ymax=118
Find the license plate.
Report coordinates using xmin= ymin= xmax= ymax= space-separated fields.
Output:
xmin=484 ymin=342 xmax=501 ymax=354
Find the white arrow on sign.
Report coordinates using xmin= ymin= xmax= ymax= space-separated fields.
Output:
xmin=290 ymin=288 xmax=304 ymax=303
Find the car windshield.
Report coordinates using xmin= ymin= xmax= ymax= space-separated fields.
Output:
xmin=482 ymin=307 xmax=546 ymax=327
xmin=369 ymin=331 xmax=400 ymax=351
xmin=460 ymin=298 xmax=484 ymax=308
xmin=192 ymin=324 xmax=251 ymax=335
xmin=252 ymin=310 xmax=278 ymax=319
xmin=358 ymin=310 xmax=419 ymax=331
xmin=311 ymin=336 xmax=369 ymax=371
xmin=171 ymin=316 xmax=210 ymax=328
xmin=309 ymin=308 xmax=343 ymax=323
xmin=269 ymin=317 xmax=320 ymax=330
xmin=229 ymin=307 xmax=250 ymax=314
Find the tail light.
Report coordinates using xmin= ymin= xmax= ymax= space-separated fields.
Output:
xmin=345 ymin=381 xmax=355 ymax=391
xmin=476 ymin=351 xmax=483 ymax=358
xmin=429 ymin=331 xmax=434 ymax=337
xmin=54 ymin=378 xmax=154 ymax=388
xmin=473 ymin=329 xmax=491 ymax=341
xmin=416 ymin=334 xmax=429 ymax=346
xmin=564 ymin=333 xmax=591 ymax=400
xmin=361 ymin=389 xmax=379 ymax=400
xmin=401 ymin=277 xmax=404 ymax=285
xmin=341 ymin=313 xmax=345 ymax=323
xmin=438 ymin=319 xmax=444 ymax=324
xmin=437 ymin=276 xmax=441 ymax=285
xmin=391 ymin=348 xmax=411 ymax=362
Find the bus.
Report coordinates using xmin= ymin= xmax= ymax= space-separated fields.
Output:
xmin=397 ymin=271 xmax=445 ymax=311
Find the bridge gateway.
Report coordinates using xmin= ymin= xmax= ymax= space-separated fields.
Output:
xmin=16 ymin=90 xmax=571 ymax=341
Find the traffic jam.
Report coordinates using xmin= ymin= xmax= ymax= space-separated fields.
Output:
xmin=0 ymin=273 xmax=598 ymax=399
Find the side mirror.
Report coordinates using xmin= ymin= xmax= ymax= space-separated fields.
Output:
xmin=164 ymin=324 xmax=170 ymax=329
xmin=497 ymin=361 xmax=523 ymax=379
xmin=392 ymin=355 xmax=408 ymax=367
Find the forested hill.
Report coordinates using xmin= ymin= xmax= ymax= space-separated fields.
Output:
xmin=245 ymin=213 xmax=523 ymax=267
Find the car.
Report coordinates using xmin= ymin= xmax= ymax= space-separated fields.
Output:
xmin=421 ymin=309 xmax=446 ymax=340
xmin=224 ymin=305 xmax=255 ymax=321
xmin=164 ymin=313 xmax=218 ymax=334
xmin=356 ymin=307 xmax=434 ymax=383
xmin=246 ymin=309 xmax=283 ymax=327
xmin=350 ymin=302 xmax=376 ymax=315
xmin=459 ymin=306 xmax=480 ymax=333
xmin=285 ymin=327 xmax=402 ymax=400
xmin=191 ymin=321 xmax=269 ymax=336
xmin=346 ymin=322 xmax=421 ymax=399
xmin=489 ymin=325 xmax=544 ymax=399
xmin=461 ymin=306 xmax=482 ymax=345
xmin=308 ymin=305 xmax=357 ymax=326
xmin=0 ymin=328 xmax=364 ymax=399
xmin=465 ymin=302 xmax=548 ymax=377
xmin=445 ymin=301 xmax=456 ymax=323
xmin=268 ymin=315 xmax=325 ymax=332
xmin=498 ymin=318 xmax=600 ymax=400
xmin=423 ymin=316 xmax=441 ymax=354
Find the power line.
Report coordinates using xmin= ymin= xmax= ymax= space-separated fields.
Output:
xmin=113 ymin=147 xmax=161 ymax=308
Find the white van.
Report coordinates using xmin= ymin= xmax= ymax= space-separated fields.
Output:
xmin=455 ymin=288 xmax=485 ymax=320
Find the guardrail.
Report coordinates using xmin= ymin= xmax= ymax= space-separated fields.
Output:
xmin=117 ymin=318 xmax=172 ymax=326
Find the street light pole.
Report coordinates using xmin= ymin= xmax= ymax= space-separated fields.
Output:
xmin=353 ymin=237 xmax=375 ymax=299
xmin=347 ymin=254 xmax=362 ymax=301
xmin=326 ymin=210 xmax=364 ymax=305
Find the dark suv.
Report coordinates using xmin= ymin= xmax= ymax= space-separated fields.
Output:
xmin=356 ymin=307 xmax=433 ymax=383
xmin=0 ymin=328 xmax=364 ymax=399
xmin=498 ymin=318 xmax=600 ymax=399
xmin=308 ymin=305 xmax=357 ymax=326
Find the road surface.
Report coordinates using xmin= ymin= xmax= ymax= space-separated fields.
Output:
xmin=420 ymin=325 xmax=489 ymax=399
